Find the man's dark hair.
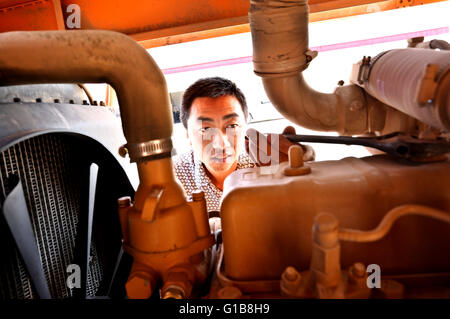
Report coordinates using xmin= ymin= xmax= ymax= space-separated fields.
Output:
xmin=180 ymin=77 xmax=248 ymax=128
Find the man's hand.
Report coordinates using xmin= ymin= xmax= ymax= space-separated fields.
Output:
xmin=245 ymin=126 xmax=315 ymax=166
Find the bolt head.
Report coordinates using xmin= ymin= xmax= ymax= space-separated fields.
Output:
xmin=284 ymin=266 xmax=299 ymax=281
xmin=126 ymin=273 xmax=152 ymax=299
xmin=314 ymin=213 xmax=338 ymax=233
xmin=351 ymin=262 xmax=366 ymax=277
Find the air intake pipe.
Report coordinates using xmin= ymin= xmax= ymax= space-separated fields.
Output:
xmin=0 ymin=30 xmax=213 ymax=299
xmin=248 ymin=0 xmax=416 ymax=135
xmin=351 ymin=48 xmax=450 ymax=132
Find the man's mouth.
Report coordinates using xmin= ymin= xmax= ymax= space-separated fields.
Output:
xmin=211 ymin=154 xmax=233 ymax=163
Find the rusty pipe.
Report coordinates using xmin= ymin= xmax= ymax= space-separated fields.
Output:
xmin=249 ymin=0 xmax=373 ymax=135
xmin=338 ymin=205 xmax=450 ymax=243
xmin=0 ymin=30 xmax=173 ymax=162
xmin=353 ymin=49 xmax=450 ymax=132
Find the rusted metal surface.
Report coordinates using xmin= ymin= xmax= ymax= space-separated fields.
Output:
xmin=0 ymin=0 xmax=446 ymax=48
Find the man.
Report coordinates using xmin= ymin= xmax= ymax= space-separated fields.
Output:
xmin=173 ymin=77 xmax=313 ymax=212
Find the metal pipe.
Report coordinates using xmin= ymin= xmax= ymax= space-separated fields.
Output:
xmin=0 ymin=30 xmax=173 ymax=162
xmin=249 ymin=0 xmax=375 ymax=135
xmin=415 ymin=39 xmax=450 ymax=51
xmin=359 ymin=49 xmax=450 ymax=131
xmin=338 ymin=205 xmax=450 ymax=243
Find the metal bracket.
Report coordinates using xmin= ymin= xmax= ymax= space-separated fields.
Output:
xmin=417 ymin=64 xmax=449 ymax=106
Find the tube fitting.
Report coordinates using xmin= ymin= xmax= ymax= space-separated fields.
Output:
xmin=250 ymin=0 xmax=310 ymax=76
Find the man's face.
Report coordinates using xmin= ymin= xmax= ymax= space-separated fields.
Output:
xmin=186 ymin=95 xmax=246 ymax=177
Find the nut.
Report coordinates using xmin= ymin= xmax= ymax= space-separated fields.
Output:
xmin=161 ymin=286 xmax=184 ymax=299
xmin=125 ymin=272 xmax=153 ymax=299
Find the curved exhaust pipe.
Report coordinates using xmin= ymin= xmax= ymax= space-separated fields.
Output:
xmin=249 ymin=0 xmax=426 ymax=135
xmin=249 ymin=0 xmax=375 ymax=135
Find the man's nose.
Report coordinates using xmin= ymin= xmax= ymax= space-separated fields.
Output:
xmin=212 ymin=130 xmax=231 ymax=149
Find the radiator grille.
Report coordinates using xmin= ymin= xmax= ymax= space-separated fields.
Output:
xmin=0 ymin=134 xmax=103 ymax=298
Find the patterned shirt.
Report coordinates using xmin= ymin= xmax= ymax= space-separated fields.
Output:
xmin=173 ymin=150 xmax=255 ymax=212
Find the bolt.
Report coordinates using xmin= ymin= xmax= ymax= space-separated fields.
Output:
xmin=288 ymin=145 xmax=304 ymax=168
xmin=281 ymin=266 xmax=301 ymax=294
xmin=284 ymin=266 xmax=299 ymax=281
xmin=315 ymin=213 xmax=338 ymax=233
xmin=351 ymin=262 xmax=366 ymax=278
xmin=118 ymin=145 xmax=128 ymax=158
xmin=362 ymin=56 xmax=371 ymax=65
xmin=337 ymin=80 xmax=344 ymax=86
xmin=125 ymin=273 xmax=153 ymax=299
xmin=284 ymin=145 xmax=311 ymax=176
xmin=82 ymin=100 xmax=89 ymax=105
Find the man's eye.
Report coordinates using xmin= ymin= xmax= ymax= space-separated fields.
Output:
xmin=227 ymin=124 xmax=239 ymax=129
xmin=200 ymin=127 xmax=211 ymax=133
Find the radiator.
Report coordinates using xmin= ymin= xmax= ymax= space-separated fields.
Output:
xmin=0 ymin=134 xmax=103 ymax=298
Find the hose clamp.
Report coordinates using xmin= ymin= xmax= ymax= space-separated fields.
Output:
xmin=123 ymin=137 xmax=173 ymax=162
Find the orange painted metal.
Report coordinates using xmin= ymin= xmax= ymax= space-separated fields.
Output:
xmin=220 ymin=156 xmax=450 ymax=284
xmin=0 ymin=0 xmax=65 ymax=31
xmin=0 ymin=0 xmax=447 ymax=48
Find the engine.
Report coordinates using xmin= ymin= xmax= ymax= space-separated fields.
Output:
xmin=0 ymin=0 xmax=449 ymax=300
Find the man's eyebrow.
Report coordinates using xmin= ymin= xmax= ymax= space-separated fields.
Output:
xmin=196 ymin=116 xmax=214 ymax=122
xmin=222 ymin=113 xmax=239 ymax=121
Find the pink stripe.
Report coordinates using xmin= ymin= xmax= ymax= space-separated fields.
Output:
xmin=311 ymin=27 xmax=449 ymax=52
xmin=161 ymin=27 xmax=449 ymax=74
